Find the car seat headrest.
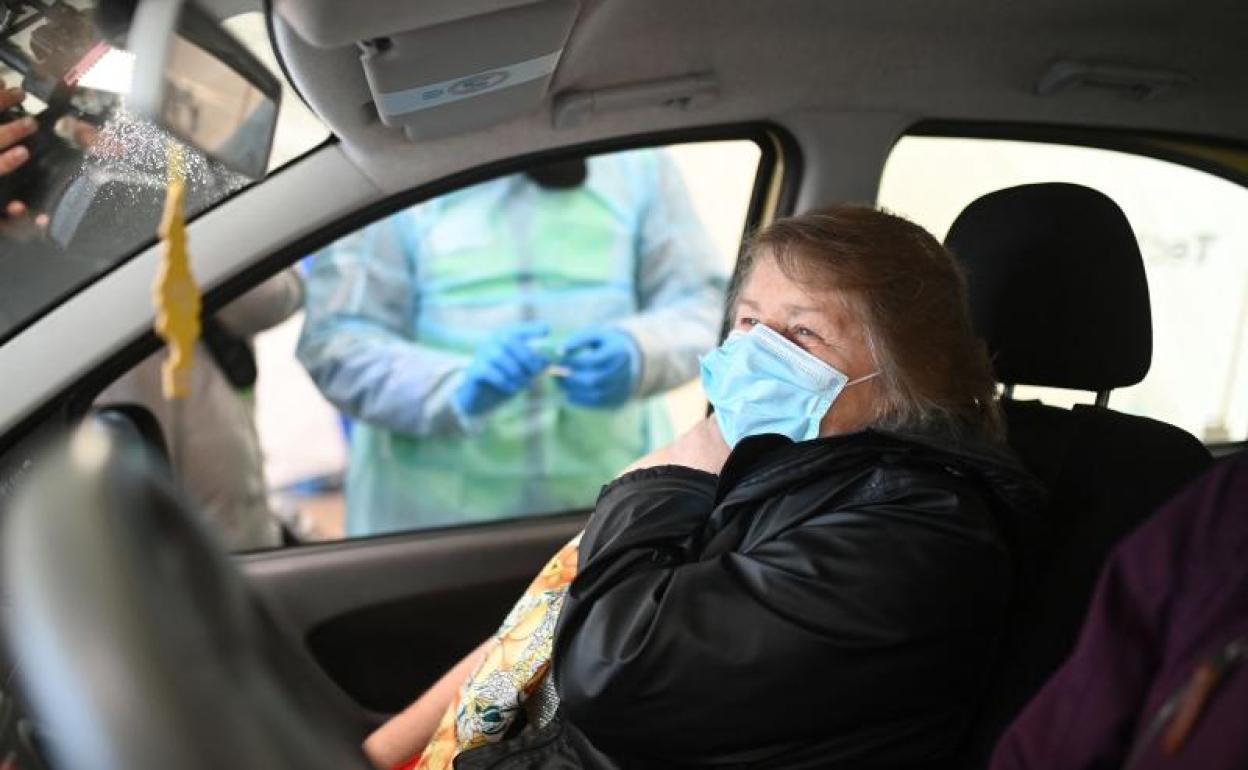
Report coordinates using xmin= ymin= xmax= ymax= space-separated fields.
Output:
xmin=945 ymin=182 xmax=1152 ymax=392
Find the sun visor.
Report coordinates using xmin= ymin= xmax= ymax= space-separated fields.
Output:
xmin=351 ymin=0 xmax=578 ymax=141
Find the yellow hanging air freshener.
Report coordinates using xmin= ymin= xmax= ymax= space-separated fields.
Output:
xmin=153 ymin=143 xmax=201 ymax=401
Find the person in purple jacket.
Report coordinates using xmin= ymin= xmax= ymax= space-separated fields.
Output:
xmin=992 ymin=451 xmax=1248 ymax=770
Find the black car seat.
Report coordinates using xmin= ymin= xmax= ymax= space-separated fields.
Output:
xmin=942 ymin=182 xmax=1214 ymax=766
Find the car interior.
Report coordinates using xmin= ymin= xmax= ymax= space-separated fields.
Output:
xmin=0 ymin=0 xmax=1245 ymax=768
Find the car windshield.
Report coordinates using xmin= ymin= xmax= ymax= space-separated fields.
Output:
xmin=0 ymin=2 xmax=328 ymax=343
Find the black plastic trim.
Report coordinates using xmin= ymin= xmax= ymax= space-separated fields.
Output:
xmin=262 ymin=0 xmax=318 ymax=121
xmin=240 ymin=508 xmax=586 ymax=723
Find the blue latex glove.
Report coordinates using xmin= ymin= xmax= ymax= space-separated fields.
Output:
xmin=453 ymin=321 xmax=551 ymax=418
xmin=556 ymin=326 xmax=640 ymax=408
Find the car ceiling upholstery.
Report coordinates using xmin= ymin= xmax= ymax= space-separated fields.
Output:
xmin=272 ymin=0 xmax=1248 ymax=197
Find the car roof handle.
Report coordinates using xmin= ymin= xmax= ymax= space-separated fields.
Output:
xmin=552 ymin=73 xmax=719 ymax=130
xmin=1035 ymin=59 xmax=1190 ymax=102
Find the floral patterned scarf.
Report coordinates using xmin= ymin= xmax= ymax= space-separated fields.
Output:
xmin=414 ymin=533 xmax=581 ymax=770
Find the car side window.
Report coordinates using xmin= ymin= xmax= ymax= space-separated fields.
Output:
xmin=243 ymin=140 xmax=762 ymax=545
xmin=878 ymin=135 xmax=1248 ymax=446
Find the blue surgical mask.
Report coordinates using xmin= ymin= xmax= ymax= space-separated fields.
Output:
xmin=700 ymin=323 xmax=879 ymax=448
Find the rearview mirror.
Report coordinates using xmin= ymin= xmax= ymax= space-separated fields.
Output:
xmin=127 ymin=0 xmax=280 ymax=179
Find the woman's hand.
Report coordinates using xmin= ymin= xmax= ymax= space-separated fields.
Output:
xmin=620 ymin=415 xmax=731 ymax=477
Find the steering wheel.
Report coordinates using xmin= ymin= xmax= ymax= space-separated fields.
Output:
xmin=1 ymin=416 xmax=374 ymax=770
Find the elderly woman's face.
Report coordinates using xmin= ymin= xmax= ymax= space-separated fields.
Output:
xmin=732 ymin=253 xmax=882 ymax=436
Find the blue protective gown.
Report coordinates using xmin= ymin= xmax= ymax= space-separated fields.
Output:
xmin=297 ymin=149 xmax=726 ymax=535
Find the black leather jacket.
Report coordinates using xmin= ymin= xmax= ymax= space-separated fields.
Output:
xmin=456 ymin=429 xmax=1046 ymax=769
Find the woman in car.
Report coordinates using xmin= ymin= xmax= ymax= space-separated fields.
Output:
xmin=366 ymin=206 xmax=1045 ymax=770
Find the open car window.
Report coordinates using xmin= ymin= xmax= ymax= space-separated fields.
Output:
xmin=879 ymin=134 xmax=1248 ymax=447
xmin=0 ymin=2 xmax=328 ymax=345
xmin=258 ymin=140 xmax=762 ymax=546
xmin=93 ymin=138 xmax=765 ymax=551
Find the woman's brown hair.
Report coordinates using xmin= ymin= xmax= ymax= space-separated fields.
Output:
xmin=734 ymin=205 xmax=1004 ymax=442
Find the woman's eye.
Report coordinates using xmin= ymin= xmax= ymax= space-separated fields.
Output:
xmin=794 ymin=326 xmax=816 ymax=337
xmin=738 ymin=317 xmax=758 ymax=327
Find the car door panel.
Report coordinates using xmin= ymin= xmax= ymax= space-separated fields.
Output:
xmin=238 ymin=513 xmax=585 ymax=722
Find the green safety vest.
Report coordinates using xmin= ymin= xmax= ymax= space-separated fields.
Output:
xmin=345 ymin=175 xmax=672 ymax=534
